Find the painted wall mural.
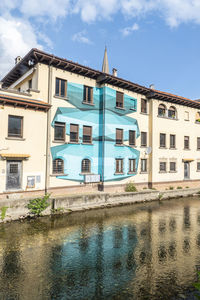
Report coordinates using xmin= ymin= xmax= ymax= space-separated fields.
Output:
xmin=51 ymin=83 xmax=140 ymax=182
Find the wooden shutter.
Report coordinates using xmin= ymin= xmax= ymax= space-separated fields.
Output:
xmin=116 ymin=91 xmax=124 ymax=108
xmin=70 ymin=124 xmax=78 ymax=133
xmin=116 ymin=129 xmax=123 ymax=144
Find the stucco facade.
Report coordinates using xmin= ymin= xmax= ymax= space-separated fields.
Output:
xmin=1 ymin=48 xmax=200 ymax=196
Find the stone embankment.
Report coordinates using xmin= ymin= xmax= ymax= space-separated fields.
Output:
xmin=0 ymin=187 xmax=200 ymax=223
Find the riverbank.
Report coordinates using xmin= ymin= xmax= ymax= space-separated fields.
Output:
xmin=0 ymin=187 xmax=200 ymax=223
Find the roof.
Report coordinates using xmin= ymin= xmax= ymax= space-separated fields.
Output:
xmin=0 ymin=92 xmax=51 ymax=111
xmin=2 ymin=48 xmax=200 ymax=109
xmin=0 ymin=154 xmax=30 ymax=159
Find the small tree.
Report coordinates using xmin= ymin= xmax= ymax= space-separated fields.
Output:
xmin=27 ymin=194 xmax=50 ymax=216
xmin=125 ymin=182 xmax=137 ymax=192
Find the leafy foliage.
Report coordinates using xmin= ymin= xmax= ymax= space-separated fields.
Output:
xmin=125 ymin=182 xmax=137 ymax=192
xmin=193 ymin=272 xmax=200 ymax=299
xmin=27 ymin=194 xmax=50 ymax=216
xmin=177 ymin=186 xmax=182 ymax=189
xmin=0 ymin=206 xmax=8 ymax=220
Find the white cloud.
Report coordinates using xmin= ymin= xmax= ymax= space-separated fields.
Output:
xmin=0 ymin=16 xmax=42 ymax=79
xmin=121 ymin=23 xmax=139 ymax=36
xmin=72 ymin=30 xmax=92 ymax=44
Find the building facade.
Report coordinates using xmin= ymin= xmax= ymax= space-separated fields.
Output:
xmin=1 ymin=48 xmax=200 ymax=196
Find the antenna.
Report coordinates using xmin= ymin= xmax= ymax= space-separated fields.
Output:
xmin=145 ymin=147 xmax=152 ymax=155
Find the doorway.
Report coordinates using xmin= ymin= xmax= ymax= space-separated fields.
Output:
xmin=6 ymin=160 xmax=22 ymax=190
xmin=184 ymin=162 xmax=190 ymax=180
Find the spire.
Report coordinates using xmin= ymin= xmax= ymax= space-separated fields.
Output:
xmin=102 ymin=46 xmax=109 ymax=74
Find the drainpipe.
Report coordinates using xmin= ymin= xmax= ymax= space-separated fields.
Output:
xmin=101 ymin=86 xmax=106 ymax=191
xmin=45 ymin=63 xmax=53 ymax=194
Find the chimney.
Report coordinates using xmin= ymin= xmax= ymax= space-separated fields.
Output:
xmin=112 ymin=68 xmax=117 ymax=77
xmin=15 ymin=56 xmax=22 ymax=65
xmin=149 ymin=84 xmax=155 ymax=89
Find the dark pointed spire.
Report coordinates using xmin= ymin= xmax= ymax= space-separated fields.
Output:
xmin=102 ymin=46 xmax=109 ymax=74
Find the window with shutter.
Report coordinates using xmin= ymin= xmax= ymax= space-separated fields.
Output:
xmin=83 ymin=86 xmax=93 ymax=104
xmin=55 ymin=78 xmax=67 ymax=97
xmin=83 ymin=126 xmax=92 ymax=143
xmin=141 ymin=99 xmax=147 ymax=113
xmin=115 ymin=159 xmax=123 ymax=173
xmin=141 ymin=132 xmax=147 ymax=147
xmin=53 ymin=159 xmax=64 ymax=174
xmin=170 ymin=134 xmax=176 ymax=149
xmin=160 ymin=133 xmax=166 ymax=148
xmin=129 ymin=130 xmax=136 ymax=146
xmin=197 ymin=137 xmax=200 ymax=150
xmin=54 ymin=122 xmax=65 ymax=141
xmin=81 ymin=159 xmax=91 ymax=173
xmin=116 ymin=91 xmax=124 ymax=108
xmin=184 ymin=136 xmax=189 ymax=149
xmin=70 ymin=124 xmax=79 ymax=143
xmin=129 ymin=159 xmax=136 ymax=173
xmin=116 ymin=129 xmax=123 ymax=145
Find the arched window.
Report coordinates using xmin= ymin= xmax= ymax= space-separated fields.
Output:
xmin=196 ymin=112 xmax=200 ymax=123
xmin=168 ymin=106 xmax=177 ymax=119
xmin=53 ymin=158 xmax=64 ymax=174
xmin=158 ymin=104 xmax=166 ymax=117
xmin=81 ymin=159 xmax=91 ymax=173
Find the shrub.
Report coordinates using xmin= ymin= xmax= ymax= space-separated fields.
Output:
xmin=177 ymin=186 xmax=182 ymax=189
xmin=151 ymin=187 xmax=157 ymax=190
xmin=186 ymin=186 xmax=189 ymax=189
xmin=193 ymin=271 xmax=200 ymax=299
xmin=0 ymin=206 xmax=8 ymax=220
xmin=27 ymin=194 xmax=50 ymax=216
xmin=125 ymin=182 xmax=137 ymax=192
xmin=143 ymin=187 xmax=147 ymax=190
xmin=169 ymin=186 xmax=174 ymax=190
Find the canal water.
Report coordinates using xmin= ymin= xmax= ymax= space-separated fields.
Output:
xmin=0 ymin=197 xmax=200 ymax=300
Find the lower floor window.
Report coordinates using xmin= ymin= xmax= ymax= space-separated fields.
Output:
xmin=53 ymin=158 xmax=64 ymax=174
xmin=129 ymin=159 xmax=136 ymax=173
xmin=170 ymin=162 xmax=176 ymax=172
xmin=141 ymin=159 xmax=147 ymax=173
xmin=197 ymin=162 xmax=200 ymax=171
xmin=115 ymin=159 xmax=123 ymax=173
xmin=81 ymin=159 xmax=91 ymax=173
xmin=160 ymin=162 xmax=166 ymax=172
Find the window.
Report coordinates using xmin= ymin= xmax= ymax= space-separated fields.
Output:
xmin=53 ymin=158 xmax=64 ymax=174
xmin=170 ymin=162 xmax=176 ymax=172
xmin=160 ymin=162 xmax=166 ymax=172
xmin=116 ymin=91 xmax=124 ymax=108
xmin=160 ymin=133 xmax=166 ymax=148
xmin=168 ymin=106 xmax=176 ymax=119
xmin=197 ymin=162 xmax=200 ymax=171
xmin=116 ymin=129 xmax=123 ymax=145
xmin=54 ymin=122 xmax=65 ymax=141
xmin=184 ymin=111 xmax=189 ymax=121
xmin=196 ymin=112 xmax=200 ymax=123
xmin=28 ymin=79 xmax=32 ymax=89
xmin=81 ymin=159 xmax=91 ymax=173
xmin=55 ymin=78 xmax=67 ymax=98
xmin=83 ymin=86 xmax=93 ymax=104
xmin=8 ymin=115 xmax=23 ymax=138
xmin=197 ymin=137 xmax=200 ymax=150
xmin=141 ymin=132 xmax=147 ymax=147
xmin=141 ymin=159 xmax=147 ymax=172
xmin=158 ymin=104 xmax=166 ymax=117
xmin=129 ymin=130 xmax=136 ymax=146
xmin=83 ymin=126 xmax=92 ymax=144
xmin=141 ymin=99 xmax=147 ymax=113
xmin=170 ymin=134 xmax=176 ymax=149
xmin=70 ymin=124 xmax=79 ymax=143
xmin=184 ymin=136 xmax=189 ymax=149
xmin=115 ymin=159 xmax=123 ymax=173
xmin=129 ymin=159 xmax=136 ymax=173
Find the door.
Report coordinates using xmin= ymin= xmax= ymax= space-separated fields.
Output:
xmin=184 ymin=162 xmax=190 ymax=179
xmin=6 ymin=161 xmax=22 ymax=190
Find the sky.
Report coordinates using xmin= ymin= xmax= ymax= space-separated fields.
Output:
xmin=1 ymin=0 xmax=200 ymax=99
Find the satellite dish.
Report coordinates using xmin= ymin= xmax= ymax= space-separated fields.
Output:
xmin=145 ymin=147 xmax=152 ymax=155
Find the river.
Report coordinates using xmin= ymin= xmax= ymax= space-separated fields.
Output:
xmin=0 ymin=196 xmax=200 ymax=299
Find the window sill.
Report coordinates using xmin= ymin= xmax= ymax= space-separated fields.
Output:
xmin=82 ymin=143 xmax=93 ymax=145
xmin=183 ymin=148 xmax=190 ymax=150
xmin=50 ymin=174 xmax=68 ymax=177
xmin=115 ymin=144 xmax=124 ymax=147
xmin=28 ymin=88 xmax=40 ymax=93
xmin=140 ymin=145 xmax=147 ymax=148
xmin=159 ymin=147 xmax=167 ymax=149
xmin=140 ymin=112 xmax=148 ymax=115
xmin=130 ymin=108 xmax=136 ymax=111
xmin=6 ymin=137 xmax=25 ymax=141
xmin=129 ymin=144 xmax=137 ymax=148
xmin=54 ymin=94 xmax=69 ymax=100
xmin=169 ymin=171 xmax=177 ymax=173
xmin=140 ymin=171 xmax=148 ymax=174
xmin=157 ymin=115 xmax=178 ymax=121
xmin=80 ymin=172 xmax=93 ymax=175
xmin=82 ymin=101 xmax=94 ymax=106
xmin=128 ymin=172 xmax=137 ymax=174
xmin=197 ymin=170 xmax=200 ymax=172
xmin=169 ymin=148 xmax=177 ymax=150
xmin=68 ymin=142 xmax=80 ymax=144
xmin=52 ymin=140 xmax=65 ymax=144
xmin=184 ymin=119 xmax=189 ymax=121
xmin=197 ymin=149 xmax=200 ymax=151
xmin=159 ymin=171 xmax=167 ymax=173
xmin=115 ymin=106 xmax=125 ymax=110
xmin=195 ymin=121 xmax=200 ymax=124
xmin=114 ymin=172 xmax=124 ymax=175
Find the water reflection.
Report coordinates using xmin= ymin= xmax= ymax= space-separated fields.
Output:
xmin=0 ymin=197 xmax=200 ymax=299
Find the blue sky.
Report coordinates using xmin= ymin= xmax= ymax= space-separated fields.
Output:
xmin=1 ymin=0 xmax=200 ymax=99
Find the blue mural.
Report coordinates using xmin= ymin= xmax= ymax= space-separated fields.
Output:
xmin=51 ymin=83 xmax=140 ymax=182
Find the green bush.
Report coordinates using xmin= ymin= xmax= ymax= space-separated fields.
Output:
xmin=169 ymin=186 xmax=174 ymax=190
xmin=0 ymin=206 xmax=8 ymax=220
xmin=193 ymin=271 xmax=200 ymax=299
xmin=27 ymin=194 xmax=50 ymax=216
xmin=151 ymin=187 xmax=157 ymax=190
xmin=125 ymin=182 xmax=137 ymax=192
xmin=177 ymin=186 xmax=182 ymax=189
xmin=186 ymin=186 xmax=189 ymax=189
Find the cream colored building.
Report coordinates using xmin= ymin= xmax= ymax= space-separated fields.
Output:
xmin=1 ymin=48 xmax=200 ymax=196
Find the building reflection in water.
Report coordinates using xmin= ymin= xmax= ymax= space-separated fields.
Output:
xmin=0 ymin=198 xmax=200 ymax=299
